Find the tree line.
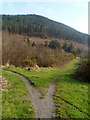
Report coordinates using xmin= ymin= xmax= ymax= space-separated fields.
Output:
xmin=2 ymin=14 xmax=89 ymax=45
xmin=25 ymin=39 xmax=81 ymax=55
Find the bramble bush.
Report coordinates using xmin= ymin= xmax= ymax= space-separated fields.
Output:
xmin=74 ymin=58 xmax=90 ymax=83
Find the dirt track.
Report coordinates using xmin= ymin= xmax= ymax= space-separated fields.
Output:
xmin=6 ymin=71 xmax=56 ymax=118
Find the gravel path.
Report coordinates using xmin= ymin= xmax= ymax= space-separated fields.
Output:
xmin=6 ymin=71 xmax=56 ymax=118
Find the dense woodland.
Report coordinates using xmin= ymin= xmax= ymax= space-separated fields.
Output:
xmin=2 ymin=14 xmax=89 ymax=45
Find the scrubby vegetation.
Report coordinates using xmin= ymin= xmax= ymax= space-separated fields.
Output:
xmin=48 ymin=40 xmax=60 ymax=49
xmin=62 ymin=42 xmax=81 ymax=55
xmin=2 ymin=31 xmax=75 ymax=68
xmin=74 ymin=58 xmax=90 ymax=83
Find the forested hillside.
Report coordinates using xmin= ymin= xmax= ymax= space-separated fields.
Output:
xmin=2 ymin=15 xmax=89 ymax=119
xmin=2 ymin=14 xmax=89 ymax=45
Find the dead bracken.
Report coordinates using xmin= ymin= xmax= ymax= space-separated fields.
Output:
xmin=0 ymin=76 xmax=9 ymax=92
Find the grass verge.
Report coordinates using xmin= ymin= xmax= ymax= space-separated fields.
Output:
xmin=2 ymin=71 xmax=34 ymax=118
xmin=53 ymin=59 xmax=89 ymax=118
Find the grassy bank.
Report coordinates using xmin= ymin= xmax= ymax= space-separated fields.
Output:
xmin=53 ymin=59 xmax=89 ymax=118
xmin=2 ymin=71 xmax=34 ymax=118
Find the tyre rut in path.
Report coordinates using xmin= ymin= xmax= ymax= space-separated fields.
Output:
xmin=6 ymin=71 xmax=56 ymax=118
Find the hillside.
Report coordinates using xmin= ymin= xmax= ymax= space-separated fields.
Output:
xmin=2 ymin=14 xmax=89 ymax=119
xmin=2 ymin=14 xmax=89 ymax=45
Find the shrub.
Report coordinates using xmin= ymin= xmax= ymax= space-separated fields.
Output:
xmin=74 ymin=58 xmax=90 ymax=83
xmin=32 ymin=41 xmax=36 ymax=47
xmin=48 ymin=40 xmax=60 ymax=49
xmin=2 ymin=31 xmax=75 ymax=68
xmin=23 ymin=56 xmax=37 ymax=67
xmin=36 ymin=48 xmax=56 ymax=67
xmin=44 ymin=41 xmax=48 ymax=47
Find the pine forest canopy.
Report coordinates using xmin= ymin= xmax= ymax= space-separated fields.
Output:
xmin=2 ymin=14 xmax=89 ymax=45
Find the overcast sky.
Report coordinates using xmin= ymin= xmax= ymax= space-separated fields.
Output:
xmin=0 ymin=0 xmax=89 ymax=34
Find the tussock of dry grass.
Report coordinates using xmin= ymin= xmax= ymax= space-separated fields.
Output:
xmin=0 ymin=76 xmax=9 ymax=92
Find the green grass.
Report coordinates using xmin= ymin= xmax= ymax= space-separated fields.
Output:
xmin=3 ymin=65 xmax=63 ymax=97
xmin=53 ymin=59 xmax=89 ymax=119
xmin=2 ymin=71 xmax=34 ymax=118
xmin=3 ymin=59 xmax=89 ymax=118
xmin=3 ymin=66 xmax=61 ymax=88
